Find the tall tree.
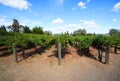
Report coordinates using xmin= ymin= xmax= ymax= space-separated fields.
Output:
xmin=12 ymin=19 xmax=20 ymax=32
xmin=0 ymin=25 xmax=7 ymax=35
xmin=23 ymin=26 xmax=31 ymax=33
xmin=8 ymin=19 xmax=20 ymax=32
xmin=0 ymin=25 xmax=7 ymax=32
xmin=109 ymin=29 xmax=119 ymax=36
xmin=73 ymin=29 xmax=86 ymax=36
xmin=32 ymin=26 xmax=44 ymax=34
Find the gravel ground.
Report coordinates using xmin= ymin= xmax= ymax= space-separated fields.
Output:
xmin=0 ymin=45 xmax=120 ymax=81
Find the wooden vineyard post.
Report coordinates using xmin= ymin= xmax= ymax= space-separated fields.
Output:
xmin=58 ymin=42 xmax=62 ymax=65
xmin=22 ymin=47 xmax=26 ymax=59
xmin=12 ymin=43 xmax=18 ymax=62
xmin=105 ymin=46 xmax=110 ymax=64
xmin=114 ymin=46 xmax=117 ymax=54
xmin=98 ymin=48 xmax=101 ymax=61
xmin=98 ymin=48 xmax=102 ymax=62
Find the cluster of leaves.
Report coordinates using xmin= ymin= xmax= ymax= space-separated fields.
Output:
xmin=110 ymin=35 xmax=120 ymax=47
xmin=73 ymin=29 xmax=86 ymax=36
xmin=69 ymin=36 xmax=94 ymax=49
xmin=0 ymin=33 xmax=55 ymax=49
xmin=53 ymin=32 xmax=72 ymax=49
xmin=92 ymin=35 xmax=120 ymax=48
xmin=1 ymin=31 xmax=120 ymax=56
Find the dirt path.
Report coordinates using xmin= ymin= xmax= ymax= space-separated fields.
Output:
xmin=0 ymin=45 xmax=120 ymax=81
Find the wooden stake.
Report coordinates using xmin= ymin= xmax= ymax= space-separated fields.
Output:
xmin=105 ymin=46 xmax=110 ymax=64
xmin=98 ymin=48 xmax=102 ymax=62
xmin=58 ymin=42 xmax=62 ymax=65
xmin=22 ymin=47 xmax=26 ymax=59
xmin=114 ymin=46 xmax=117 ymax=54
xmin=13 ymin=43 xmax=17 ymax=62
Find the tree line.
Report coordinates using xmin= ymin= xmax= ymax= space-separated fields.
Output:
xmin=0 ymin=19 xmax=120 ymax=36
xmin=0 ymin=19 xmax=52 ymax=35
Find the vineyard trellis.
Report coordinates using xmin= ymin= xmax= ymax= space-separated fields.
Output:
xmin=0 ymin=32 xmax=120 ymax=65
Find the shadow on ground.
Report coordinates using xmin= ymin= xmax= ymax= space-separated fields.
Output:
xmin=47 ymin=45 xmax=71 ymax=59
xmin=17 ymin=46 xmax=46 ymax=62
xmin=77 ymin=48 xmax=97 ymax=60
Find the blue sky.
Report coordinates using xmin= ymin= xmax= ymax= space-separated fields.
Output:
xmin=0 ymin=0 xmax=120 ymax=34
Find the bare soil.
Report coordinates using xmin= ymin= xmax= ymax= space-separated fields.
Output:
xmin=0 ymin=45 xmax=120 ymax=81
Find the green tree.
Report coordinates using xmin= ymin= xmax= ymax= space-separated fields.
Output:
xmin=8 ymin=19 xmax=20 ymax=32
xmin=12 ymin=19 xmax=20 ymax=32
xmin=0 ymin=25 xmax=7 ymax=32
xmin=109 ymin=29 xmax=119 ymax=36
xmin=44 ymin=31 xmax=52 ymax=35
xmin=19 ymin=25 xmax=25 ymax=33
xmin=32 ymin=26 xmax=44 ymax=34
xmin=73 ymin=29 xmax=86 ymax=36
xmin=0 ymin=25 xmax=7 ymax=35
xmin=23 ymin=26 xmax=31 ymax=33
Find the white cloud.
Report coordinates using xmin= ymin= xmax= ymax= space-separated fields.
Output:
xmin=0 ymin=16 xmax=41 ymax=29
xmin=28 ymin=8 xmax=39 ymax=16
xmin=87 ymin=27 xmax=107 ymax=34
xmin=112 ymin=2 xmax=120 ymax=12
xmin=0 ymin=0 xmax=30 ymax=10
xmin=0 ymin=17 xmax=11 ymax=26
xmin=80 ymin=20 xmax=100 ymax=28
xmin=78 ymin=2 xmax=86 ymax=9
xmin=112 ymin=18 xmax=117 ymax=22
xmin=45 ymin=22 xmax=105 ymax=34
xmin=45 ymin=24 xmax=83 ymax=34
xmin=87 ymin=0 xmax=90 ymax=2
xmin=77 ymin=0 xmax=90 ymax=9
xmin=20 ymin=19 xmax=41 ymax=29
xmin=52 ymin=18 xmax=64 ymax=25
xmin=79 ymin=20 xmax=107 ymax=34
xmin=57 ymin=0 xmax=63 ymax=5
xmin=45 ymin=20 xmax=108 ymax=34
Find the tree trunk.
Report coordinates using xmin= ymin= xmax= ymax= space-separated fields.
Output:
xmin=13 ymin=43 xmax=17 ymax=62
xmin=114 ymin=46 xmax=117 ymax=54
xmin=105 ymin=46 xmax=110 ymax=64
xmin=98 ymin=48 xmax=102 ymax=62
xmin=35 ymin=46 xmax=37 ymax=53
xmin=85 ymin=48 xmax=89 ymax=53
xmin=22 ymin=47 xmax=26 ymax=59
